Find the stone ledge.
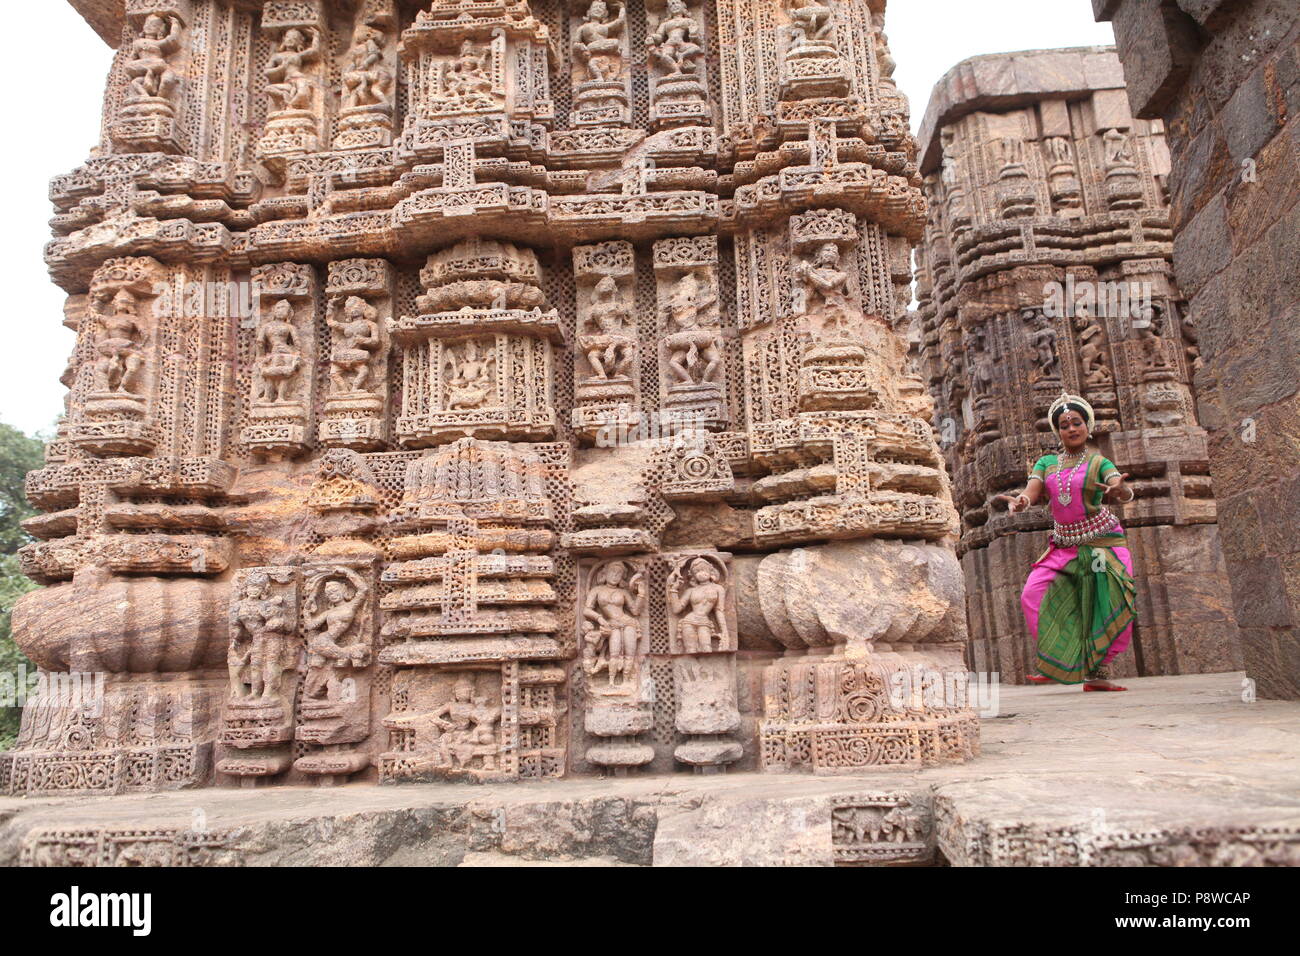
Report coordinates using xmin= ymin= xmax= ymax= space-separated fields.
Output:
xmin=4 ymin=673 xmax=1296 ymax=866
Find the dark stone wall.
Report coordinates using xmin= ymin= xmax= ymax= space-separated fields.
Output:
xmin=1098 ymin=0 xmax=1300 ymax=698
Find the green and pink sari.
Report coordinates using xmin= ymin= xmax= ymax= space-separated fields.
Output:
xmin=1020 ymin=454 xmax=1137 ymax=683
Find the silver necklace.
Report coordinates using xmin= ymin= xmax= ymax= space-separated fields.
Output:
xmin=1057 ymin=453 xmax=1087 ymax=506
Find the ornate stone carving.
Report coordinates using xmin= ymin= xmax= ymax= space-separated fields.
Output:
xmin=242 ymin=262 xmax=317 ymax=459
xmin=15 ymin=0 xmax=982 ymax=795
xmin=114 ymin=9 xmax=187 ymax=153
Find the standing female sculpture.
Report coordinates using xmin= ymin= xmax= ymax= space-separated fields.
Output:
xmin=996 ymin=393 xmax=1137 ymax=691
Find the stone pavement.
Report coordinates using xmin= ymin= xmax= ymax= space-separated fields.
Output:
xmin=2 ymin=672 xmax=1296 ymax=866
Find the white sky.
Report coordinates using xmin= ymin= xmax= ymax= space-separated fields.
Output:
xmin=0 ymin=1 xmax=1114 ymax=437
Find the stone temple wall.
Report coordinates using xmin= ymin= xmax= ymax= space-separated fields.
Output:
xmin=914 ymin=46 xmax=1240 ymax=684
xmin=1095 ymin=0 xmax=1299 ymax=699
xmin=1 ymin=0 xmax=979 ymax=796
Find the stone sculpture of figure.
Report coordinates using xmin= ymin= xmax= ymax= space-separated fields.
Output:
xmin=664 ymin=272 xmax=723 ymax=386
xmin=795 ymin=242 xmax=855 ymax=336
xmin=444 ymin=339 xmax=497 ymax=409
xmin=254 ymin=299 xmax=302 ymax=404
xmin=435 ymin=40 xmax=498 ymax=110
xmin=667 ymin=558 xmax=728 ymax=654
xmin=786 ymin=0 xmax=837 ymax=49
xmin=341 ymin=25 xmax=393 ymax=110
xmin=581 ymin=276 xmax=635 ymax=379
xmin=647 ymin=0 xmax=704 ymax=76
xmin=1103 ymin=128 xmax=1134 ymax=169
xmin=302 ymin=568 xmax=370 ymax=700
xmin=573 ymin=1 xmax=627 ymax=82
xmin=327 ymin=296 xmax=380 ymax=394
xmin=125 ymin=14 xmax=183 ymax=102
xmin=940 ymin=152 xmax=959 ymax=189
xmin=265 ymin=28 xmax=321 ymax=112
xmin=1073 ymin=306 xmax=1112 ymax=385
xmin=92 ymin=290 xmax=146 ymax=395
xmin=229 ymin=572 xmax=294 ymax=702
xmin=583 ymin=561 xmax=646 ymax=686
xmin=1135 ymin=301 xmax=1171 ymax=369
xmin=1044 ymin=136 xmax=1072 ymax=167
xmin=429 ymin=677 xmax=499 ymax=771
xmin=1024 ymin=309 xmax=1059 ymax=379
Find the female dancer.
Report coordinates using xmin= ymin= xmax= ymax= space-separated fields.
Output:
xmin=996 ymin=393 xmax=1137 ymax=691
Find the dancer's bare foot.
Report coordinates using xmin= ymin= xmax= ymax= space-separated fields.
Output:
xmin=1025 ymin=674 xmax=1054 ymax=684
xmin=1083 ymin=679 xmax=1127 ymax=692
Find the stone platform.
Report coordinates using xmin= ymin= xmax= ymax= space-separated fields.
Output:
xmin=2 ymin=673 xmax=1296 ymax=867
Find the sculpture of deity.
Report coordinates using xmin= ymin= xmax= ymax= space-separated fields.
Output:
xmin=1103 ymin=128 xmax=1135 ymax=169
xmin=341 ymin=25 xmax=393 ymax=110
xmin=444 ymin=339 xmax=497 ymax=410
xmin=302 ymin=568 xmax=370 ymax=700
xmin=573 ymin=1 xmax=627 ymax=82
xmin=668 ymin=558 xmax=728 ymax=654
xmin=582 ymin=561 xmax=646 ymax=686
xmin=647 ymin=0 xmax=704 ymax=76
xmin=92 ymin=290 xmax=146 ymax=395
xmin=124 ymin=14 xmax=183 ymax=103
xmin=327 ymin=296 xmax=381 ymax=394
xmin=1073 ymin=306 xmax=1112 ymax=385
xmin=1024 ymin=309 xmax=1059 ymax=379
xmin=786 ymin=0 xmax=837 ymax=50
xmin=794 ymin=242 xmax=855 ymax=336
xmin=429 ymin=677 xmax=500 ymax=771
xmin=663 ymin=272 xmax=723 ymax=386
xmin=435 ymin=40 xmax=498 ymax=110
xmin=580 ymin=276 xmax=635 ymax=379
xmin=265 ymin=28 xmax=321 ymax=112
xmin=254 ymin=299 xmax=302 ymax=404
xmin=1135 ymin=301 xmax=1172 ymax=369
xmin=228 ymin=572 xmax=294 ymax=702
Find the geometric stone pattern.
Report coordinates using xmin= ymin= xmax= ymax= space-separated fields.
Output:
xmin=914 ymin=46 xmax=1241 ymax=683
xmin=1095 ymin=0 xmax=1300 ymax=700
xmin=4 ymin=0 xmax=977 ymax=795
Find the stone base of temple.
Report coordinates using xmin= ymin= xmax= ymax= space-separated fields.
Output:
xmin=4 ymin=672 xmax=1295 ymax=866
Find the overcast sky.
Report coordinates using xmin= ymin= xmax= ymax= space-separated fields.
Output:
xmin=0 ymin=1 xmax=1114 ymax=437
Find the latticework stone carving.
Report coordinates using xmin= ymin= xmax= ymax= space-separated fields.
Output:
xmin=4 ymin=0 xmax=976 ymax=794
xmin=914 ymin=48 xmax=1241 ymax=684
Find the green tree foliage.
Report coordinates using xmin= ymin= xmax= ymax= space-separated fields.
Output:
xmin=0 ymin=423 xmax=44 ymax=750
